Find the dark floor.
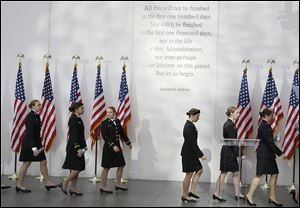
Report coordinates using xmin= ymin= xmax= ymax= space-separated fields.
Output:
xmin=1 ymin=176 xmax=298 ymax=207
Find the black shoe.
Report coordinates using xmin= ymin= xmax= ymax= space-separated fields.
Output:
xmin=181 ymin=196 xmax=196 ymax=203
xmin=268 ymin=199 xmax=283 ymax=207
xmin=60 ymin=183 xmax=68 ymax=195
xmin=115 ymin=186 xmax=128 ymax=191
xmin=100 ymin=188 xmax=113 ymax=194
xmin=69 ymin=190 xmax=83 ymax=196
xmin=290 ymin=190 xmax=298 ymax=203
xmin=15 ymin=186 xmax=31 ymax=193
xmin=212 ymin=194 xmax=226 ymax=202
xmin=188 ymin=192 xmax=200 ymax=199
xmin=246 ymin=197 xmax=257 ymax=206
xmin=235 ymin=195 xmax=246 ymax=201
xmin=45 ymin=184 xmax=60 ymax=191
xmin=1 ymin=185 xmax=11 ymax=190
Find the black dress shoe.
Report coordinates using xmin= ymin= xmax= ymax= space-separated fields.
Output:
xmin=235 ymin=195 xmax=246 ymax=200
xmin=268 ymin=199 xmax=283 ymax=207
xmin=188 ymin=192 xmax=200 ymax=199
xmin=16 ymin=186 xmax=31 ymax=193
xmin=69 ymin=190 xmax=83 ymax=196
xmin=100 ymin=188 xmax=113 ymax=194
xmin=115 ymin=186 xmax=128 ymax=191
xmin=60 ymin=183 xmax=68 ymax=195
xmin=1 ymin=185 xmax=11 ymax=190
xmin=246 ymin=197 xmax=257 ymax=206
xmin=181 ymin=196 xmax=196 ymax=203
xmin=212 ymin=194 xmax=226 ymax=202
xmin=45 ymin=184 xmax=60 ymax=191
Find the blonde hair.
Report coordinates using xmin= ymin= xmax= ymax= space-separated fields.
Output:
xmin=28 ymin=100 xmax=40 ymax=109
xmin=107 ymin=106 xmax=116 ymax=113
xmin=226 ymin=106 xmax=238 ymax=117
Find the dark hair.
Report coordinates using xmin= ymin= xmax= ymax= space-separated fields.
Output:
xmin=186 ymin=108 xmax=200 ymax=116
xmin=28 ymin=100 xmax=40 ymax=109
xmin=69 ymin=102 xmax=84 ymax=112
xmin=107 ymin=106 xmax=116 ymax=113
xmin=226 ymin=106 xmax=238 ymax=117
xmin=259 ymin=108 xmax=274 ymax=118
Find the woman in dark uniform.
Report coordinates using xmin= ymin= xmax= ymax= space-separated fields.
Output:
xmin=17 ymin=100 xmax=60 ymax=193
xmin=246 ymin=108 xmax=286 ymax=206
xmin=181 ymin=108 xmax=206 ymax=203
xmin=62 ymin=102 xmax=87 ymax=196
xmin=100 ymin=106 xmax=132 ymax=194
xmin=213 ymin=106 xmax=245 ymax=202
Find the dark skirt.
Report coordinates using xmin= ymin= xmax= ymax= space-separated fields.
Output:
xmin=101 ymin=146 xmax=126 ymax=168
xmin=220 ymin=155 xmax=239 ymax=172
xmin=62 ymin=151 xmax=85 ymax=171
xmin=256 ymin=157 xmax=279 ymax=175
xmin=19 ymin=148 xmax=46 ymax=162
xmin=181 ymin=155 xmax=202 ymax=173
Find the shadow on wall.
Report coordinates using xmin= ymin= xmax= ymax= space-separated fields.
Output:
xmin=131 ymin=119 xmax=168 ymax=180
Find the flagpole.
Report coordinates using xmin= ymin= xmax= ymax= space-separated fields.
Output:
xmin=117 ymin=56 xmax=129 ymax=185
xmin=89 ymin=56 xmax=104 ymax=184
xmin=260 ymin=59 xmax=276 ymax=191
xmin=36 ymin=54 xmax=52 ymax=182
xmin=9 ymin=54 xmax=25 ymax=181
xmin=8 ymin=152 xmax=19 ymax=181
xmin=89 ymin=128 xmax=101 ymax=184
xmin=288 ymin=60 xmax=299 ymax=203
xmin=239 ymin=59 xmax=250 ymax=188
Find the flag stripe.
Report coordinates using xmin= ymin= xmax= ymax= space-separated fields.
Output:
xmin=11 ymin=66 xmax=27 ymax=152
xmin=117 ymin=68 xmax=131 ymax=131
xmin=90 ymin=66 xmax=106 ymax=149
xmin=236 ymin=70 xmax=253 ymax=141
xmin=282 ymin=68 xmax=299 ymax=159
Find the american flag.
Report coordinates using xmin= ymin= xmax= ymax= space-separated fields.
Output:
xmin=68 ymin=64 xmax=82 ymax=138
xmin=40 ymin=63 xmax=56 ymax=152
xmin=256 ymin=68 xmax=283 ymax=150
xmin=236 ymin=69 xmax=253 ymax=140
xmin=11 ymin=63 xmax=27 ymax=152
xmin=259 ymin=69 xmax=284 ymax=131
xmin=90 ymin=64 xmax=106 ymax=149
xmin=69 ymin=64 xmax=82 ymax=104
xmin=116 ymin=65 xmax=131 ymax=129
xmin=282 ymin=69 xmax=299 ymax=159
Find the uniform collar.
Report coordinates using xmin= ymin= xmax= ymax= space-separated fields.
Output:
xmin=74 ymin=113 xmax=81 ymax=118
xmin=187 ymin=119 xmax=194 ymax=124
xmin=31 ymin=109 xmax=39 ymax=115
xmin=262 ymin=119 xmax=269 ymax=124
xmin=228 ymin=118 xmax=235 ymax=124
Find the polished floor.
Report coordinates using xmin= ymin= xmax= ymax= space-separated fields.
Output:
xmin=1 ymin=176 xmax=298 ymax=207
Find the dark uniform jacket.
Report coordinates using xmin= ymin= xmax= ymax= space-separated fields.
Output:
xmin=66 ymin=113 xmax=87 ymax=152
xmin=21 ymin=110 xmax=43 ymax=150
xmin=19 ymin=110 xmax=46 ymax=162
xmin=62 ymin=113 xmax=87 ymax=171
xmin=221 ymin=119 xmax=239 ymax=158
xmin=100 ymin=118 xmax=131 ymax=168
xmin=257 ymin=120 xmax=282 ymax=158
xmin=101 ymin=118 xmax=131 ymax=150
xmin=181 ymin=120 xmax=204 ymax=158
